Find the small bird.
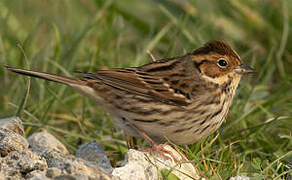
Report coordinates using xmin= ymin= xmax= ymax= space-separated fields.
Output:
xmin=5 ymin=40 xmax=254 ymax=146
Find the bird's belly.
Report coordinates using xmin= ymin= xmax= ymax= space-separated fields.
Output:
xmin=108 ymin=104 xmax=229 ymax=145
xmin=104 ymin=101 xmax=189 ymax=143
xmin=96 ymin=91 xmax=233 ymax=145
xmin=165 ymin=98 xmax=232 ymax=145
xmin=166 ymin=108 xmax=228 ymax=145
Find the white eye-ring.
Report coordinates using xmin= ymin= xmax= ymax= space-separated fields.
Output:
xmin=217 ymin=58 xmax=228 ymax=68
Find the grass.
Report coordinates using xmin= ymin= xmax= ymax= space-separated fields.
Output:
xmin=0 ymin=0 xmax=291 ymax=179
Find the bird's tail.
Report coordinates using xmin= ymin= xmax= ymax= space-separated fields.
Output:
xmin=4 ymin=66 xmax=83 ymax=85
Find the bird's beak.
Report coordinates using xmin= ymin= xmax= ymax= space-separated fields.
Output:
xmin=234 ymin=64 xmax=255 ymax=75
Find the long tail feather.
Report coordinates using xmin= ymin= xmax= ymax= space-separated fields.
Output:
xmin=4 ymin=66 xmax=82 ymax=85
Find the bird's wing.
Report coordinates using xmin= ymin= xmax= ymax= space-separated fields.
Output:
xmin=80 ymin=68 xmax=192 ymax=106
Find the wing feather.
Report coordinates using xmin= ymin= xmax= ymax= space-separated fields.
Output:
xmin=80 ymin=68 xmax=191 ymax=106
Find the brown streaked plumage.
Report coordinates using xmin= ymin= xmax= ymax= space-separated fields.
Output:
xmin=5 ymin=40 xmax=254 ymax=145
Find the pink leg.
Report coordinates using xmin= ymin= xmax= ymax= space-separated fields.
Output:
xmin=131 ymin=124 xmax=178 ymax=161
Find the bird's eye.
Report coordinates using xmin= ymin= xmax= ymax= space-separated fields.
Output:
xmin=217 ymin=59 xmax=228 ymax=68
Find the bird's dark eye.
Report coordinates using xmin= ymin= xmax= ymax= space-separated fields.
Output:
xmin=217 ymin=59 xmax=228 ymax=68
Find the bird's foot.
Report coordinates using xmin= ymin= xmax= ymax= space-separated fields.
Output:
xmin=131 ymin=125 xmax=178 ymax=161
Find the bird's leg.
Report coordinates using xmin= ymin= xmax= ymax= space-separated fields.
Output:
xmin=130 ymin=124 xmax=178 ymax=161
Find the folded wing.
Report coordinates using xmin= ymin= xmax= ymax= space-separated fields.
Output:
xmin=80 ymin=68 xmax=192 ymax=106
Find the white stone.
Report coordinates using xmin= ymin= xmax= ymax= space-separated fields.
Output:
xmin=27 ymin=130 xmax=69 ymax=154
xmin=112 ymin=145 xmax=200 ymax=180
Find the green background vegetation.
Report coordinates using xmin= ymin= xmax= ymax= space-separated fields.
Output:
xmin=0 ymin=0 xmax=291 ymax=179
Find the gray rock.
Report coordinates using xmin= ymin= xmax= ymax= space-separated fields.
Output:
xmin=76 ymin=141 xmax=113 ymax=173
xmin=28 ymin=131 xmax=69 ymax=155
xmin=0 ymin=128 xmax=29 ymax=156
xmin=0 ymin=148 xmax=113 ymax=179
xmin=26 ymin=170 xmax=50 ymax=180
xmin=0 ymin=117 xmax=115 ymax=179
xmin=39 ymin=149 xmax=113 ymax=180
xmin=18 ymin=151 xmax=47 ymax=173
xmin=46 ymin=167 xmax=62 ymax=178
xmin=0 ymin=116 xmax=24 ymax=136
xmin=53 ymin=174 xmax=87 ymax=180
xmin=112 ymin=145 xmax=201 ymax=180
xmin=0 ymin=150 xmax=47 ymax=180
xmin=230 ymin=176 xmax=250 ymax=180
